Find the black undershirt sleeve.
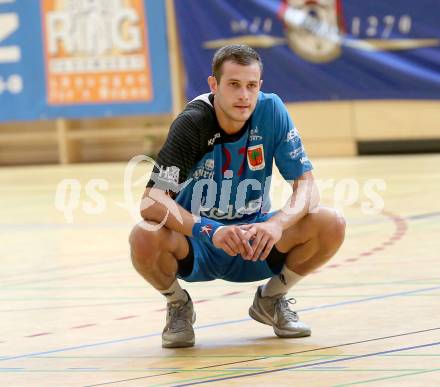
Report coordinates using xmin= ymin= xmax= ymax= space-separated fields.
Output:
xmin=146 ymin=113 xmax=200 ymax=195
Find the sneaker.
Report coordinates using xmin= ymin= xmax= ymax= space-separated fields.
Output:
xmin=249 ymin=285 xmax=311 ymax=338
xmin=162 ymin=290 xmax=196 ymax=348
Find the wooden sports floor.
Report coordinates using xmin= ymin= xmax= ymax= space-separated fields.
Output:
xmin=1 ymin=154 xmax=439 ymax=387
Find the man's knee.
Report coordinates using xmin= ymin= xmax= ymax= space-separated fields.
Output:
xmin=320 ymin=208 xmax=346 ymax=250
xmin=331 ymin=209 xmax=346 ymax=245
xmin=129 ymin=222 xmax=169 ymax=264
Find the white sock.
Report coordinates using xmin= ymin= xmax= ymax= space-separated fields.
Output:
xmin=262 ymin=265 xmax=303 ymax=297
xmin=160 ymin=279 xmax=188 ymax=303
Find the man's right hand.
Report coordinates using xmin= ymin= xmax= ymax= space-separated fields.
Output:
xmin=212 ymin=225 xmax=255 ymax=258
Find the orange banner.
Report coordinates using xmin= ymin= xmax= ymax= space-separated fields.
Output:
xmin=42 ymin=0 xmax=153 ymax=105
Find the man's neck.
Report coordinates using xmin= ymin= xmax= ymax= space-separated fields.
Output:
xmin=213 ymin=98 xmax=245 ymax=134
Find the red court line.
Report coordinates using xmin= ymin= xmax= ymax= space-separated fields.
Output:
xmin=25 ymin=332 xmax=53 ymax=338
xmin=71 ymin=324 xmax=98 ymax=329
xmin=115 ymin=315 xmax=139 ymax=321
xmin=315 ymin=209 xmax=408 ymax=274
xmin=194 ymin=300 xmax=209 ymax=304
xmin=223 ymin=291 xmax=244 ymax=296
xmin=341 ymin=210 xmax=407 ymax=264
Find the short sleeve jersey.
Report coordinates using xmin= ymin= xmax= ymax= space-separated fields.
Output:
xmin=146 ymin=92 xmax=313 ymax=224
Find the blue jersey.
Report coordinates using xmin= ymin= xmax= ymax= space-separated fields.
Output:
xmin=147 ymin=92 xmax=313 ymax=224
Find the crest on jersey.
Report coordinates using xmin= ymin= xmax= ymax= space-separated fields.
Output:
xmin=247 ymin=145 xmax=265 ymax=171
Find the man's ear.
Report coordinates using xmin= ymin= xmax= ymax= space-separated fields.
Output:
xmin=207 ymin=75 xmax=218 ymax=94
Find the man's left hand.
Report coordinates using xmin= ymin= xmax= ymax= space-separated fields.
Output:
xmin=238 ymin=221 xmax=283 ymax=261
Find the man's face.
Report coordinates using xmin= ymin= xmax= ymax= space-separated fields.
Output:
xmin=208 ymin=61 xmax=262 ymax=129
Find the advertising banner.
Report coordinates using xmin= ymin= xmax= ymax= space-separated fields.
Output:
xmin=0 ymin=0 xmax=171 ymax=122
xmin=174 ymin=0 xmax=440 ymax=102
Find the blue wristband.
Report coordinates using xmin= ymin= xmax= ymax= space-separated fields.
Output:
xmin=192 ymin=217 xmax=223 ymax=243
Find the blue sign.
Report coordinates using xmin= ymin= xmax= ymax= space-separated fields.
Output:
xmin=0 ymin=0 xmax=172 ymax=122
xmin=0 ymin=1 xmax=44 ymax=121
xmin=174 ymin=0 xmax=440 ymax=102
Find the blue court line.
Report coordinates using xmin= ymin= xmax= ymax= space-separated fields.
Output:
xmin=67 ymin=367 xmax=100 ymax=370
xmin=172 ymin=341 xmax=440 ymax=386
xmin=297 ymin=285 xmax=440 ymax=313
xmin=1 ymin=285 xmax=440 ymax=363
xmin=407 ymin=211 xmax=440 ymax=220
xmin=0 ymin=368 xmax=25 ymax=370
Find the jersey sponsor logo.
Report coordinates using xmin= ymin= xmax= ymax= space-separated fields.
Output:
xmin=300 ymin=156 xmax=309 ymax=165
xmin=208 ymin=132 xmax=221 ymax=146
xmin=201 ymin=205 xmax=238 ymax=220
xmin=205 ymin=159 xmax=214 ymax=170
xmin=249 ymin=127 xmax=263 ymax=142
xmin=193 ymin=159 xmax=215 ymax=180
xmin=200 ymin=198 xmax=262 ymax=220
xmin=247 ymin=144 xmax=265 ymax=171
xmin=193 ymin=169 xmax=214 ymax=180
xmin=289 ymin=145 xmax=305 ymax=159
xmin=236 ymin=197 xmax=263 ymax=216
xmin=286 ymin=127 xmax=300 ymax=142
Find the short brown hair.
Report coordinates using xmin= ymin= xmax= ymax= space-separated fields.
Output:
xmin=212 ymin=45 xmax=263 ymax=82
